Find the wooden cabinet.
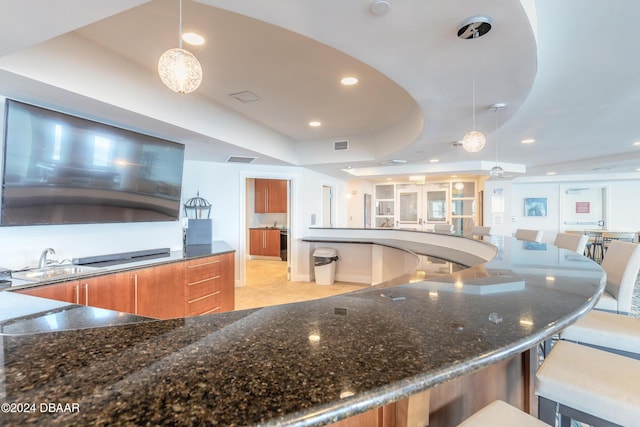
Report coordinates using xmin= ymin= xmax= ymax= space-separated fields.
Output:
xmin=133 ymin=263 xmax=185 ymax=320
xmin=184 ymin=252 xmax=235 ymax=316
xmin=16 ymin=252 xmax=235 ymax=320
xmin=255 ymin=179 xmax=287 ymax=213
xmin=184 ymin=255 xmax=221 ymax=316
xmin=249 ymin=228 xmax=281 ymax=257
xmin=219 ymin=252 xmax=235 ymax=312
xmin=80 ymin=272 xmax=133 ymax=313
xmin=17 ymin=280 xmax=81 ymax=304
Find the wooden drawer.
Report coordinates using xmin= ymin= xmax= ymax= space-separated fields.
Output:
xmin=186 ymin=291 xmax=220 ymax=316
xmin=185 ymin=256 xmax=221 ymax=282
xmin=186 ymin=276 xmax=220 ymax=300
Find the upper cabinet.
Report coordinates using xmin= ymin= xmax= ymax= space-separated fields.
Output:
xmin=255 ymin=179 xmax=287 ymax=213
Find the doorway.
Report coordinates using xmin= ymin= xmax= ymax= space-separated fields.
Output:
xmin=322 ymin=185 xmax=334 ymax=227
xmin=245 ymin=177 xmax=291 ymax=287
xmin=560 ymin=185 xmax=608 ymax=231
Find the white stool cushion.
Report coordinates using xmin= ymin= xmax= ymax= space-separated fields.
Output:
xmin=457 ymin=400 xmax=546 ymax=427
xmin=536 ymin=341 xmax=640 ymax=427
xmin=560 ymin=310 xmax=640 ymax=354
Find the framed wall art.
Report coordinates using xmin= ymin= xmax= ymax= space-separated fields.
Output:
xmin=524 ymin=197 xmax=547 ymax=217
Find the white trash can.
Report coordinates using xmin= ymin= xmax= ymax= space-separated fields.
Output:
xmin=313 ymin=247 xmax=339 ymax=285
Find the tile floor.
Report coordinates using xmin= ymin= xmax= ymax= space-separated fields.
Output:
xmin=235 ymin=259 xmax=369 ymax=311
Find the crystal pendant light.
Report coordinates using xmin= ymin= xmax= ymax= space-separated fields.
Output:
xmin=158 ymin=0 xmax=202 ymax=94
xmin=489 ymin=103 xmax=505 ymax=178
xmin=459 ymin=16 xmax=492 ymax=153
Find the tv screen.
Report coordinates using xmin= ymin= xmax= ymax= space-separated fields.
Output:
xmin=1 ymin=99 xmax=185 ymax=226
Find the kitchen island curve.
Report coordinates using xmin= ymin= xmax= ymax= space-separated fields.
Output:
xmin=0 ymin=232 xmax=605 ymax=426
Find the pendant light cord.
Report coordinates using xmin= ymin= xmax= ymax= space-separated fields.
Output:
xmin=471 ymin=28 xmax=478 ymax=131
xmin=494 ymin=107 xmax=498 ymax=164
xmin=178 ymin=0 xmax=183 ymax=49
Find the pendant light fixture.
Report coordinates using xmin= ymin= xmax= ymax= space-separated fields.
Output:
xmin=458 ymin=16 xmax=492 ymax=153
xmin=158 ymin=0 xmax=203 ymax=94
xmin=489 ymin=103 xmax=506 ymax=178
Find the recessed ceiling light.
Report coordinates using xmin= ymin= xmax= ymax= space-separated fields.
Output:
xmin=546 ymin=171 xmax=556 ymax=175
xmin=636 ymin=168 xmax=640 ymax=172
xmin=341 ymin=76 xmax=359 ymax=86
xmin=182 ymin=32 xmax=205 ymax=46
xmin=521 ymin=138 xmax=535 ymax=144
xmin=309 ymin=121 xmax=322 ymax=127
xmin=429 ymin=159 xmax=439 ymax=163
xmin=633 ymin=141 xmax=640 ymax=146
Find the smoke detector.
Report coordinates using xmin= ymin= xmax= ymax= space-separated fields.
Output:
xmin=370 ymin=0 xmax=391 ymax=16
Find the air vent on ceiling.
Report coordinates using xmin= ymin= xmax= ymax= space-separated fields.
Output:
xmin=229 ymin=91 xmax=261 ymax=103
xmin=226 ymin=155 xmax=257 ymax=164
xmin=334 ymin=140 xmax=349 ymax=151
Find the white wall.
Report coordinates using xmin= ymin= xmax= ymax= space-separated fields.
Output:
xmin=483 ymin=174 xmax=640 ymax=243
xmin=180 ymin=160 xmax=347 ymax=285
xmin=0 ymin=155 xmax=348 ymax=281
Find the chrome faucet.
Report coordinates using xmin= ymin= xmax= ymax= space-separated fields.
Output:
xmin=38 ymin=248 xmax=55 ymax=269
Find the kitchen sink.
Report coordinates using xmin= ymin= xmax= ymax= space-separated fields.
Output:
xmin=12 ymin=265 xmax=100 ymax=282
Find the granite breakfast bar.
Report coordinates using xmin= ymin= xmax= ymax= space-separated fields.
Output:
xmin=0 ymin=231 xmax=605 ymax=426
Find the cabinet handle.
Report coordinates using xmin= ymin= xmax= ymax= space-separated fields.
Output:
xmin=265 ymin=188 xmax=268 ymax=211
xmin=133 ymin=274 xmax=138 ymax=314
xmin=84 ymin=283 xmax=89 ymax=306
xmin=186 ymin=259 xmax=220 ymax=268
xmin=74 ymin=285 xmax=80 ymax=305
xmin=263 ymin=230 xmax=266 ymax=248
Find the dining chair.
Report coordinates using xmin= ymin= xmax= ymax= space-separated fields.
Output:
xmin=593 ymin=239 xmax=640 ymax=315
xmin=514 ymin=228 xmax=543 ymax=243
xmin=470 ymin=225 xmax=492 ymax=236
xmin=553 ymin=232 xmax=589 ymax=254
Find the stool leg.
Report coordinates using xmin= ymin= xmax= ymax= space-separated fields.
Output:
xmin=538 ymin=396 xmax=556 ymax=426
xmin=559 ymin=413 xmax=572 ymax=427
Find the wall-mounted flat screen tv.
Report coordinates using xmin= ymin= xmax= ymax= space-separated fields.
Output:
xmin=1 ymin=99 xmax=185 ymax=226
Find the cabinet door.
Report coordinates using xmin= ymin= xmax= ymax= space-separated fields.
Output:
xmin=255 ymin=179 xmax=287 ymax=213
xmin=219 ymin=252 xmax=235 ymax=312
xmin=249 ymin=229 xmax=265 ymax=255
xmin=267 ymin=179 xmax=288 ymax=213
xmin=254 ymin=179 xmax=268 ymax=213
xmin=81 ymin=272 xmax=134 ymax=313
xmin=264 ymin=229 xmax=281 ymax=257
xmin=17 ymin=280 xmax=81 ymax=304
xmin=133 ymin=264 xmax=184 ymax=319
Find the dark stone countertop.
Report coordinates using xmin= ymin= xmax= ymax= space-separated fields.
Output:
xmin=0 ymin=237 xmax=605 ymax=426
xmin=5 ymin=241 xmax=235 ymax=291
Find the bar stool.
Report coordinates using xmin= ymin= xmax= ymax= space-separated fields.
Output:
xmin=593 ymin=239 xmax=640 ymax=315
xmin=434 ymin=223 xmax=454 ymax=233
xmin=515 ymin=228 xmax=543 ymax=243
xmin=560 ymin=310 xmax=640 ymax=359
xmin=586 ymin=231 xmax=604 ymax=261
xmin=536 ymin=340 xmax=640 ymax=426
xmin=553 ymin=232 xmax=589 ymax=253
xmin=457 ymin=400 xmax=546 ymax=427
xmin=470 ymin=225 xmax=492 ymax=236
